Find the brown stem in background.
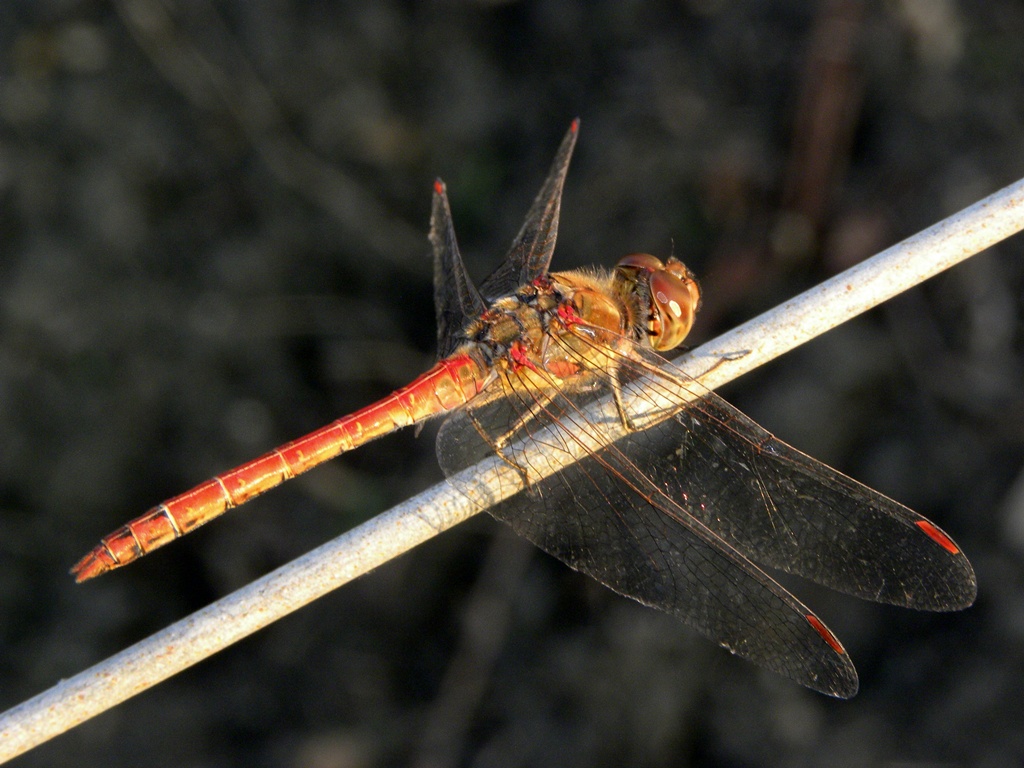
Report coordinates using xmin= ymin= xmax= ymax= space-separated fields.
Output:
xmin=112 ymin=0 xmax=424 ymax=265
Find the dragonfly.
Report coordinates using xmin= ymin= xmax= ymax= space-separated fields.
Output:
xmin=72 ymin=120 xmax=975 ymax=697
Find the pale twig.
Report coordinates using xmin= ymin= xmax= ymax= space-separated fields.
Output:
xmin=1 ymin=177 xmax=1023 ymax=762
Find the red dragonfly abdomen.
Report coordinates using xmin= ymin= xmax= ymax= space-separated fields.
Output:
xmin=71 ymin=353 xmax=486 ymax=582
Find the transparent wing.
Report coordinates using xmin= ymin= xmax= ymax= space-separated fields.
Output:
xmin=430 ymin=179 xmax=486 ymax=360
xmin=478 ymin=120 xmax=580 ymax=302
xmin=635 ymin=387 xmax=976 ymax=611
xmin=436 ymin=332 xmax=975 ymax=696
xmin=430 ymin=120 xmax=579 ymax=358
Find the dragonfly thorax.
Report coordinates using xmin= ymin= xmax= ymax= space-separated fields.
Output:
xmin=459 ymin=270 xmax=634 ymax=380
xmin=460 ymin=256 xmax=700 ymax=379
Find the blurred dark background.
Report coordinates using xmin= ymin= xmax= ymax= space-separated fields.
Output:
xmin=2 ymin=1 xmax=1023 ymax=766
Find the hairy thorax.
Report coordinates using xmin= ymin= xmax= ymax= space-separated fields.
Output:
xmin=461 ymin=268 xmax=638 ymax=387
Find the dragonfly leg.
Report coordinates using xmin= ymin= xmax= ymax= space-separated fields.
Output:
xmin=491 ymin=385 xmax=560 ymax=450
xmin=473 ymin=383 xmax=563 ymax=490
xmin=466 ymin=411 xmax=532 ymax=489
xmin=610 ymin=365 xmax=637 ymax=433
xmin=697 ymin=348 xmax=751 ymax=377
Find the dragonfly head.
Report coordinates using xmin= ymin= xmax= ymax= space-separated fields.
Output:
xmin=614 ymin=253 xmax=701 ymax=351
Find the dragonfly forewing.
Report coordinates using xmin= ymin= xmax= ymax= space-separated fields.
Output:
xmin=611 ymin=353 xmax=977 ymax=610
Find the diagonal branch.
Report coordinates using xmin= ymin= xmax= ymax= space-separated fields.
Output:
xmin=1 ymin=177 xmax=1023 ymax=762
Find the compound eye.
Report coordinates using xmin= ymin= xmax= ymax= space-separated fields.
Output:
xmin=647 ymin=258 xmax=700 ymax=351
xmin=616 ymin=253 xmax=665 ymax=272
